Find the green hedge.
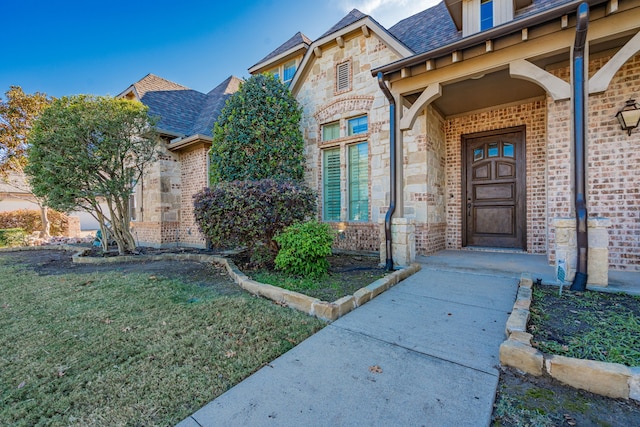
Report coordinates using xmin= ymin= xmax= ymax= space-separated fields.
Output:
xmin=0 ymin=228 xmax=27 ymax=247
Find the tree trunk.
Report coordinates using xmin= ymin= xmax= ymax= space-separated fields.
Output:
xmin=39 ymin=205 xmax=50 ymax=238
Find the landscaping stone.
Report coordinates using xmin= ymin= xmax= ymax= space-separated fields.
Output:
xmin=499 ymin=339 xmax=544 ymax=376
xmin=629 ymin=367 xmax=640 ymax=402
xmin=545 ymin=355 xmax=631 ymax=399
xmin=505 ymin=308 xmax=529 ymax=335
xmin=353 ymin=287 xmax=373 ymax=306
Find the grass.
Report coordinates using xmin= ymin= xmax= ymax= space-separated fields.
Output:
xmin=0 ymin=257 xmax=325 ymax=426
xmin=529 ymin=285 xmax=640 ymax=366
xmin=252 ymin=267 xmax=386 ymax=302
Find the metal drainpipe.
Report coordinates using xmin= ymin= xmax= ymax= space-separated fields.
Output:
xmin=377 ymin=72 xmax=396 ymax=271
xmin=570 ymin=3 xmax=590 ymax=291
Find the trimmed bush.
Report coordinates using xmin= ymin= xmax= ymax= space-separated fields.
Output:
xmin=193 ymin=179 xmax=316 ymax=259
xmin=0 ymin=228 xmax=27 ymax=247
xmin=0 ymin=209 xmax=69 ymax=236
xmin=274 ymin=220 xmax=335 ymax=278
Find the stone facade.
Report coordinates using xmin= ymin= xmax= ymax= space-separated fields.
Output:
xmin=296 ymin=30 xmax=403 ymax=253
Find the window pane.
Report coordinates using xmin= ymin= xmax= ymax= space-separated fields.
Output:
xmin=349 ymin=142 xmax=369 ymax=221
xmin=503 ymin=143 xmax=514 ymax=158
xmin=283 ymin=61 xmax=296 ymax=86
xmin=474 ymin=148 xmax=484 ymax=162
xmin=323 ymin=149 xmax=341 ymax=221
xmin=488 ymin=142 xmax=499 ymax=157
xmin=348 ymin=116 xmax=368 ymax=136
xmin=480 ymin=0 xmax=493 ymax=31
xmin=322 ymin=122 xmax=340 ymax=141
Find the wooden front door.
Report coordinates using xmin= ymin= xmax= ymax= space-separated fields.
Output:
xmin=463 ymin=128 xmax=526 ymax=249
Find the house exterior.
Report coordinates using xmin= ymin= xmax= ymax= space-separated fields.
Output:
xmin=117 ymin=74 xmax=241 ymax=248
xmin=124 ymin=0 xmax=640 ymax=286
xmin=248 ymin=0 xmax=640 ymax=285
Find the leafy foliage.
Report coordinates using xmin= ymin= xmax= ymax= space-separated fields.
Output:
xmin=0 ymin=86 xmax=54 ymax=236
xmin=0 ymin=86 xmax=52 ymax=178
xmin=0 ymin=228 xmax=27 ymax=247
xmin=209 ymin=74 xmax=305 ymax=183
xmin=25 ymin=95 xmax=159 ymax=254
xmin=274 ymin=220 xmax=334 ymax=278
xmin=193 ymin=179 xmax=316 ymax=258
xmin=0 ymin=209 xmax=69 ymax=236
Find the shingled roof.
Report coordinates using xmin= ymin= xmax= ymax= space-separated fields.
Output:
xmin=122 ymin=74 xmax=241 ymax=137
xmin=252 ymin=31 xmax=312 ymax=69
xmin=319 ymin=9 xmax=367 ymax=39
xmin=389 ymin=0 xmax=577 ymax=56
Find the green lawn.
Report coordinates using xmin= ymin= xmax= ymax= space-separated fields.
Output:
xmin=0 ymin=256 xmax=325 ymax=426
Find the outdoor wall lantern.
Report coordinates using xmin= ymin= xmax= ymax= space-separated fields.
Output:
xmin=615 ymin=99 xmax=640 ymax=135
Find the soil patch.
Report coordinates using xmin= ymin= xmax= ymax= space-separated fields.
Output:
xmin=1 ymin=249 xmax=243 ymax=296
xmin=493 ymin=285 xmax=640 ymax=426
xmin=494 ymin=367 xmax=640 ymax=426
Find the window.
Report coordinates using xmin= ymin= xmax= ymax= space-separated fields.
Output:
xmin=268 ymin=67 xmax=280 ymax=81
xmin=480 ymin=0 xmax=493 ymax=31
xmin=322 ymin=122 xmax=340 ymax=141
xmin=323 ymin=148 xmax=341 ymax=221
xmin=348 ymin=142 xmax=369 ymax=221
xmin=129 ymin=179 xmax=137 ymax=221
xmin=348 ymin=116 xmax=368 ymax=136
xmin=336 ymin=61 xmax=351 ymax=92
xmin=283 ymin=60 xmax=296 ymax=86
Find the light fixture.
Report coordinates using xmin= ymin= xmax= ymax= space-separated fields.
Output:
xmin=615 ymin=99 xmax=640 ymax=136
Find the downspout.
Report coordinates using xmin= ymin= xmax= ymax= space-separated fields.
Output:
xmin=570 ymin=3 xmax=590 ymax=291
xmin=377 ymin=72 xmax=396 ymax=271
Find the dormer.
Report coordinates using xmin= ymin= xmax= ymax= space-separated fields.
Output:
xmin=249 ymin=32 xmax=312 ymax=86
xmin=445 ymin=0 xmax=532 ymax=37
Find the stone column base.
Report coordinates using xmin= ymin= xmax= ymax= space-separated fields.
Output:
xmin=379 ymin=218 xmax=415 ymax=267
xmin=553 ymin=217 xmax=611 ymax=287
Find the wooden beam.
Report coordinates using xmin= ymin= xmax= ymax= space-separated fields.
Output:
xmin=336 ymin=36 xmax=345 ymax=48
xmin=361 ymin=25 xmax=371 ymax=37
xmin=314 ymin=46 xmax=322 ymax=58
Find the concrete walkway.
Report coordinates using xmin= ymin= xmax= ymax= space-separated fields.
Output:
xmin=178 ymin=252 xmax=529 ymax=427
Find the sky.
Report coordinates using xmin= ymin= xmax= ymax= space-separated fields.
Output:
xmin=1 ymin=0 xmax=439 ymax=99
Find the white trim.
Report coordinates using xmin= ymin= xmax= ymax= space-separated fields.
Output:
xmin=248 ymin=43 xmax=309 ymax=74
xmin=400 ymin=84 xmax=442 ymax=130
xmin=509 ymin=59 xmax=570 ymax=101
xmin=590 ymin=30 xmax=640 ymax=94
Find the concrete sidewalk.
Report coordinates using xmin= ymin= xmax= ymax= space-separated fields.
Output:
xmin=178 ymin=258 xmax=522 ymax=427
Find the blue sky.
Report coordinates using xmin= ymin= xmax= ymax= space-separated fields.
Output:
xmin=1 ymin=0 xmax=438 ymax=98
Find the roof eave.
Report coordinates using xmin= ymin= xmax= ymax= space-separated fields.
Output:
xmin=248 ymin=43 xmax=310 ymax=74
xmin=372 ymin=0 xmax=609 ymax=78
xmin=167 ymin=134 xmax=213 ymax=152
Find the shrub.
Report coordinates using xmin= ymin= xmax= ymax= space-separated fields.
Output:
xmin=0 ymin=209 xmax=69 ymax=236
xmin=274 ymin=220 xmax=335 ymax=278
xmin=209 ymin=74 xmax=305 ymax=184
xmin=193 ymin=179 xmax=316 ymax=260
xmin=0 ymin=228 xmax=27 ymax=247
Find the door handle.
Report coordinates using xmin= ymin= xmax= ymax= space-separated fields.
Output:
xmin=467 ymin=202 xmax=472 ymax=217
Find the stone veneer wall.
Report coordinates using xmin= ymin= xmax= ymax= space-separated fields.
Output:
xmin=404 ymin=106 xmax=447 ymax=255
xmin=296 ymin=30 xmax=402 ymax=252
xmin=445 ymin=99 xmax=548 ymax=254
xmin=547 ymin=52 xmax=640 ymax=271
xmin=177 ymin=144 xmax=210 ymax=248
xmin=131 ymin=144 xmax=182 ymax=247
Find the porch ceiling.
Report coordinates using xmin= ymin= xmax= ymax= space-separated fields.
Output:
xmin=430 ymin=68 xmax=546 ymax=118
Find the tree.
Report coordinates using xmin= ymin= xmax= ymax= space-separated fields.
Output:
xmin=0 ymin=86 xmax=53 ymax=237
xmin=26 ymin=95 xmax=159 ymax=254
xmin=209 ymin=73 xmax=305 ymax=183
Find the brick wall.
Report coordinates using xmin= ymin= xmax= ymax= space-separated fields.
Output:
xmin=177 ymin=144 xmax=210 ymax=248
xmin=445 ymin=99 xmax=548 ymax=254
xmin=330 ymin=222 xmax=379 ymax=252
xmin=548 ymin=52 xmax=640 ymax=271
xmin=131 ymin=221 xmax=179 ymax=247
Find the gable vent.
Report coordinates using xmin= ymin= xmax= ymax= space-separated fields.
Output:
xmin=336 ymin=61 xmax=351 ymax=92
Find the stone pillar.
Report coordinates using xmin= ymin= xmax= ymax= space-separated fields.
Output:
xmin=553 ymin=217 xmax=611 ymax=287
xmin=379 ymin=218 xmax=415 ymax=267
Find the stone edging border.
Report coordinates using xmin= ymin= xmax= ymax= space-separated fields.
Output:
xmin=1 ymin=245 xmax=421 ymax=322
xmin=500 ymin=273 xmax=640 ymax=402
